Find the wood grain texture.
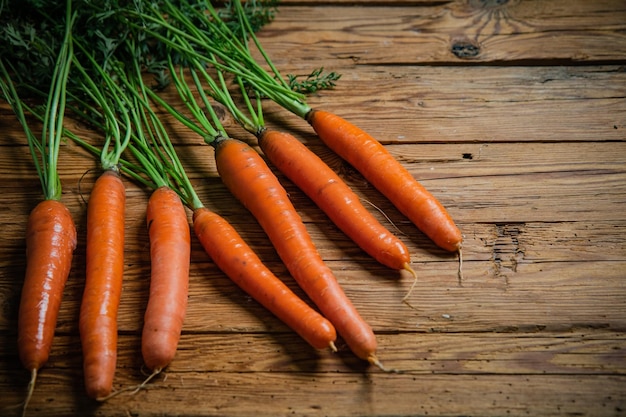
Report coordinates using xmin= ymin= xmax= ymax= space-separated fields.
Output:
xmin=1 ymin=0 xmax=625 ymax=416
xmin=257 ymin=1 xmax=626 ymax=65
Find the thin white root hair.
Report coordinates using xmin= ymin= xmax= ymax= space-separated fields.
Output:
xmin=360 ymin=197 xmax=407 ymax=236
xmin=401 ymin=263 xmax=418 ymax=308
xmin=96 ymin=368 xmax=163 ymax=402
xmin=457 ymin=246 xmax=464 ymax=287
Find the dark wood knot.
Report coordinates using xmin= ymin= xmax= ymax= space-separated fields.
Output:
xmin=451 ymin=39 xmax=481 ymax=59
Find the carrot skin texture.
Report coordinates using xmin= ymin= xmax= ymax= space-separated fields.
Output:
xmin=307 ymin=109 xmax=462 ymax=252
xmin=193 ymin=207 xmax=336 ymax=350
xmin=79 ymin=170 xmax=126 ymax=399
xmin=18 ymin=199 xmax=77 ymax=372
xmin=258 ymin=128 xmax=411 ymax=271
xmin=142 ymin=186 xmax=191 ymax=372
xmin=214 ymin=138 xmax=376 ymax=361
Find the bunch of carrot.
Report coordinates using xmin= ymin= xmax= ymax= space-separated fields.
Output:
xmin=122 ymin=0 xmax=463 ymax=360
xmin=69 ymin=49 xmax=339 ymax=388
xmin=139 ymin=38 xmax=386 ymax=367
xmin=1 ymin=0 xmax=465 ymax=411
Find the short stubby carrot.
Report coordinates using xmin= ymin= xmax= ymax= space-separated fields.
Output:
xmin=142 ymin=186 xmax=191 ymax=373
xmin=79 ymin=169 xmax=126 ymax=400
xmin=306 ymin=109 xmax=463 ymax=252
xmin=193 ymin=207 xmax=336 ymax=350
xmin=258 ymin=128 xmax=414 ymax=273
xmin=213 ymin=137 xmax=379 ymax=363
xmin=18 ymin=199 xmax=77 ymax=396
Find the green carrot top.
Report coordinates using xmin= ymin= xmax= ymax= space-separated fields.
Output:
xmin=0 ymin=0 xmax=75 ymax=201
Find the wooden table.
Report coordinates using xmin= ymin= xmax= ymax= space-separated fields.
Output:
xmin=1 ymin=1 xmax=625 ymax=416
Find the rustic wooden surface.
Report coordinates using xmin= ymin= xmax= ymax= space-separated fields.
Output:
xmin=1 ymin=0 xmax=625 ymax=416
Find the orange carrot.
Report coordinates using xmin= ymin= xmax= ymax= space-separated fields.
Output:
xmin=142 ymin=186 xmax=191 ymax=373
xmin=214 ymin=137 xmax=380 ymax=365
xmin=1 ymin=8 xmax=77 ymax=409
xmin=306 ymin=109 xmax=463 ymax=253
xmin=258 ymin=128 xmax=414 ymax=274
xmin=193 ymin=207 xmax=337 ymax=350
xmin=18 ymin=199 xmax=77 ymax=407
xmin=79 ymin=169 xmax=126 ymax=400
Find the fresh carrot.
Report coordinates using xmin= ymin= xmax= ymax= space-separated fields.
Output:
xmin=306 ymin=109 xmax=463 ymax=253
xmin=79 ymin=168 xmax=126 ymax=400
xmin=142 ymin=185 xmax=191 ymax=372
xmin=0 ymin=3 xmax=77 ymax=412
xmin=18 ymin=201 xmax=77 ymax=369
xmin=257 ymin=128 xmax=414 ymax=274
xmin=214 ymin=136 xmax=381 ymax=365
xmin=68 ymin=37 xmax=145 ymax=400
xmin=193 ymin=207 xmax=337 ymax=350
xmin=17 ymin=199 xmax=77 ymax=410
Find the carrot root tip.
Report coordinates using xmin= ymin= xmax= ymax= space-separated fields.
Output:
xmin=329 ymin=341 xmax=338 ymax=352
xmin=21 ymin=368 xmax=37 ymax=417
xmin=403 ymin=263 xmax=417 ymax=279
xmin=368 ymin=355 xmax=401 ymax=374
xmin=457 ymin=247 xmax=464 ymax=287
xmin=401 ymin=265 xmax=418 ymax=306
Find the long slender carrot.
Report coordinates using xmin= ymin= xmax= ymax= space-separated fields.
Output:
xmin=193 ymin=207 xmax=337 ymax=350
xmin=214 ymin=136 xmax=381 ymax=365
xmin=142 ymin=185 xmax=191 ymax=372
xmin=257 ymin=128 xmax=415 ymax=274
xmin=306 ymin=109 xmax=463 ymax=253
xmin=79 ymin=168 xmax=126 ymax=400
xmin=0 ymin=2 xmax=77 ymax=412
xmin=18 ymin=200 xmax=77 ymax=370
xmin=17 ymin=199 xmax=77 ymax=409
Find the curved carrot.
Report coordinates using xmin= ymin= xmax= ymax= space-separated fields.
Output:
xmin=79 ymin=169 xmax=126 ymax=400
xmin=141 ymin=186 xmax=191 ymax=373
xmin=258 ymin=128 xmax=414 ymax=274
xmin=306 ymin=109 xmax=463 ymax=253
xmin=193 ymin=207 xmax=336 ymax=350
xmin=18 ymin=199 xmax=77 ymax=405
xmin=214 ymin=137 xmax=378 ymax=364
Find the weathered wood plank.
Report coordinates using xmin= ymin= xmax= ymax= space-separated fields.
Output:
xmin=3 ymin=372 xmax=623 ymax=417
xmin=258 ymin=1 xmax=626 ymax=65
xmin=2 ymin=257 xmax=624 ymax=335
xmin=1 ymin=332 xmax=624 ymax=416
xmin=1 ymin=140 xmax=625 ymax=227
xmin=297 ymin=67 xmax=626 ymax=144
xmin=2 ymin=65 xmax=625 ymax=147
xmin=2 ymin=332 xmax=624 ymax=377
